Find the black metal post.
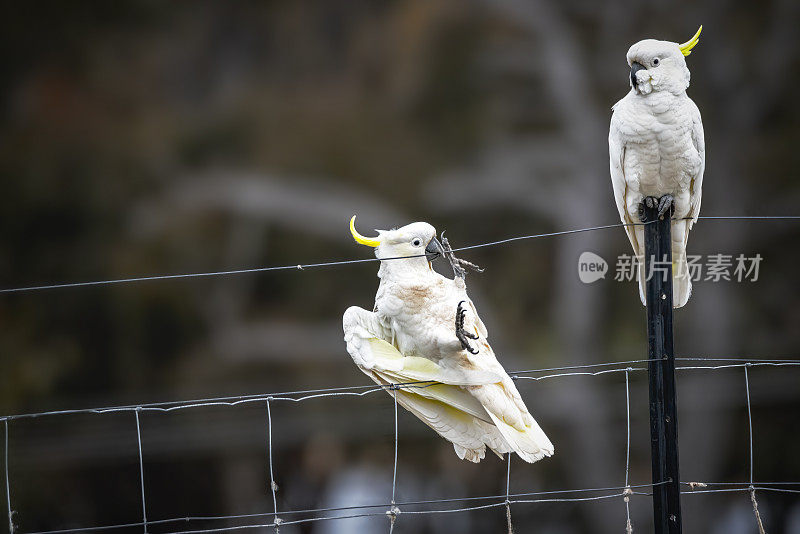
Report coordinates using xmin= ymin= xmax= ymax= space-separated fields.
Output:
xmin=643 ymin=204 xmax=682 ymax=534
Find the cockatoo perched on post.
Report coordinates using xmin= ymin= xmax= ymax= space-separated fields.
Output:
xmin=342 ymin=216 xmax=553 ymax=463
xmin=609 ymin=26 xmax=705 ymax=308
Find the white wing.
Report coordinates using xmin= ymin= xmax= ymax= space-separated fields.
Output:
xmin=344 ymin=302 xmax=553 ymax=463
xmin=433 ymin=289 xmax=554 ymax=463
xmin=609 ymin=103 xmax=639 ymax=254
xmin=456 ymin=324 xmax=555 ymax=463
xmin=686 ymin=99 xmax=705 ymax=232
xmin=344 ymin=307 xmax=505 ymax=462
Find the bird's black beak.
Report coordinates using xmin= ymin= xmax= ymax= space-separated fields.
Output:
xmin=425 ymin=237 xmax=444 ymax=262
xmin=630 ymin=61 xmax=646 ymax=90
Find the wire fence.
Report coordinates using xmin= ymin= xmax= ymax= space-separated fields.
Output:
xmin=2 ymin=216 xmax=800 ymax=533
xmin=1 ymin=215 xmax=799 ymax=295
xmin=3 ymin=358 xmax=799 ymax=534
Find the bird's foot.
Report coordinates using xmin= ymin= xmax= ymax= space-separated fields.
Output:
xmin=441 ymin=233 xmax=483 ymax=280
xmin=638 ymin=196 xmax=659 ymax=222
xmin=657 ymin=194 xmax=674 ymax=220
xmin=455 ymin=300 xmax=479 ymax=354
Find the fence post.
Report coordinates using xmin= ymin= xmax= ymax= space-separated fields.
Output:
xmin=643 ymin=204 xmax=682 ymax=533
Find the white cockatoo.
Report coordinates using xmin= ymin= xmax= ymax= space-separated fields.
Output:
xmin=342 ymin=216 xmax=554 ymax=463
xmin=609 ymin=26 xmax=705 ymax=308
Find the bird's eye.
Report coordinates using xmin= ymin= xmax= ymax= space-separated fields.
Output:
xmin=412 ymin=238 xmax=422 ymax=247
xmin=652 ymin=58 xmax=660 ymax=66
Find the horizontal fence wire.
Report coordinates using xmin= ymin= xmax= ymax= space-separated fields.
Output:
xmin=0 ymin=222 xmax=645 ymax=293
xmin=3 ymin=358 xmax=799 ymax=534
xmin=2 ymin=358 xmax=799 ymax=421
xmin=1 ymin=215 xmax=798 ymax=294
xmin=20 ymin=485 xmax=664 ymax=534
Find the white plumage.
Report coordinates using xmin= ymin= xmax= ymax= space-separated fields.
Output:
xmin=343 ymin=218 xmax=554 ymax=463
xmin=609 ymin=28 xmax=705 ymax=308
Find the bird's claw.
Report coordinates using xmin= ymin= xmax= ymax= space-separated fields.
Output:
xmin=441 ymin=232 xmax=484 ymax=280
xmin=657 ymin=194 xmax=674 ymax=220
xmin=638 ymin=195 xmax=674 ymax=222
xmin=455 ymin=300 xmax=479 ymax=354
xmin=638 ymin=196 xmax=659 ymax=222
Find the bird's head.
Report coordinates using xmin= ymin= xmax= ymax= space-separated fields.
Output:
xmin=350 ymin=215 xmax=443 ymax=269
xmin=626 ymin=26 xmax=701 ymax=96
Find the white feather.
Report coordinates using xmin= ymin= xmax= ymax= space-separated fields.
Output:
xmin=609 ymin=39 xmax=705 ymax=308
xmin=343 ymin=222 xmax=554 ymax=463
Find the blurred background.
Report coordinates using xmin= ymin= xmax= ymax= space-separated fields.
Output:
xmin=1 ymin=1 xmax=799 ymax=532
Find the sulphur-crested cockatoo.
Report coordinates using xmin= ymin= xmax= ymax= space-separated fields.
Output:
xmin=342 ymin=216 xmax=553 ymax=463
xmin=609 ymin=26 xmax=705 ymax=308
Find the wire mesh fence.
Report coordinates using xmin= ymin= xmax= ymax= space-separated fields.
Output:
xmin=3 ymin=358 xmax=799 ymax=534
xmin=2 ymin=216 xmax=800 ymax=533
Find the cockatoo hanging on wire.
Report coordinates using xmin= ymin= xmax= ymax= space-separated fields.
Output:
xmin=342 ymin=216 xmax=554 ymax=463
xmin=609 ymin=26 xmax=705 ymax=308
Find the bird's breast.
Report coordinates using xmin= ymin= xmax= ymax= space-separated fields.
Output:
xmin=375 ymin=277 xmax=454 ymax=355
xmin=618 ymin=98 xmax=701 ymax=200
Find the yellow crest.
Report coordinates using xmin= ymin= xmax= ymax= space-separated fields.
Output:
xmin=350 ymin=215 xmax=380 ymax=247
xmin=678 ymin=26 xmax=702 ymax=56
